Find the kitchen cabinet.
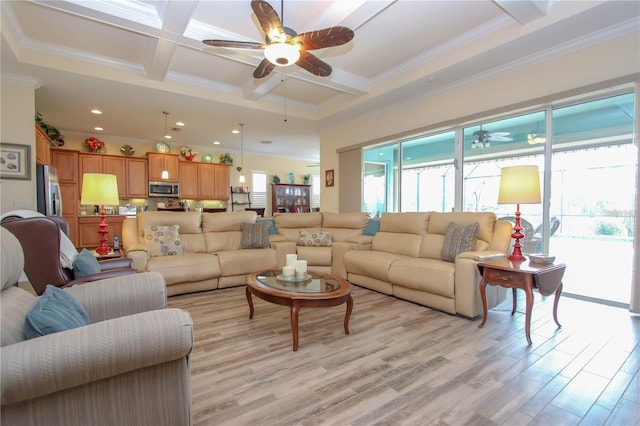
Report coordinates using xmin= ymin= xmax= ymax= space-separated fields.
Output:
xmin=77 ymin=215 xmax=126 ymax=249
xmin=126 ymin=158 xmax=148 ymax=198
xmin=51 ymin=149 xmax=79 ymax=245
xmin=51 ymin=149 xmax=78 ymax=183
xmin=214 ymin=164 xmax=230 ymax=200
xmin=147 ymin=152 xmax=179 ymax=182
xmin=271 ymin=183 xmax=311 ymax=214
xmin=35 ymin=124 xmax=51 ymax=165
xmin=178 ymin=161 xmax=230 ymax=200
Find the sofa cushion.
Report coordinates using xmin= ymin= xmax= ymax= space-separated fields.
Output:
xmin=136 ymin=211 xmax=202 ymax=240
xmin=202 ymin=211 xmax=256 ymax=232
xmin=144 ymin=225 xmax=184 ymax=257
xmin=217 ymin=249 xmax=277 ymax=276
xmin=343 ymin=250 xmax=405 ymax=282
xmin=72 ymin=248 xmax=101 ymax=278
xmin=146 ymin=253 xmax=221 ymax=285
xmin=297 ymin=229 xmax=332 ymax=247
xmin=428 ymin=211 xmax=496 ymax=250
xmin=441 ymin=222 xmax=479 ymax=262
xmin=297 ymin=246 xmax=332 ymax=266
xmin=24 ymin=285 xmax=91 ymax=339
xmin=388 ymin=258 xmax=455 ymax=298
xmin=241 ymin=222 xmax=270 ymax=249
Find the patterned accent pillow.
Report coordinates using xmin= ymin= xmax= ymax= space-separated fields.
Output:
xmin=297 ymin=229 xmax=332 ymax=247
xmin=144 ymin=225 xmax=183 ymax=257
xmin=441 ymin=221 xmax=479 ymax=262
xmin=240 ymin=222 xmax=270 ymax=249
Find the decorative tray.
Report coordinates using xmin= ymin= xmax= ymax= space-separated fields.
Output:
xmin=202 ymin=153 xmax=213 ymax=163
xmin=528 ymin=253 xmax=556 ymax=264
xmin=276 ymin=273 xmax=312 ymax=283
xmin=155 ymin=142 xmax=171 ymax=153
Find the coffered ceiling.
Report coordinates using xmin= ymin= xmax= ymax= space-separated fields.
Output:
xmin=1 ymin=1 xmax=638 ymax=161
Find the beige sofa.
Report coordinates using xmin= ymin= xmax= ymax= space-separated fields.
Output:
xmin=269 ymin=211 xmax=372 ymax=278
xmin=1 ymin=228 xmax=193 ymax=426
xmin=122 ymin=211 xmax=277 ymax=296
xmin=344 ymin=211 xmax=513 ymax=318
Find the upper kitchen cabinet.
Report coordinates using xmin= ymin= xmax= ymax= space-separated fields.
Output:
xmin=148 ymin=152 xmax=179 ymax=182
xmin=126 ymin=158 xmax=148 ymax=198
xmin=79 ymin=154 xmax=126 ymax=197
xmin=35 ymin=124 xmax=51 ymax=165
xmin=214 ymin=164 xmax=230 ymax=200
xmin=50 ymin=149 xmax=78 ymax=183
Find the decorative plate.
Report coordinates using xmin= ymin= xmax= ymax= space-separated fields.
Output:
xmin=155 ymin=142 xmax=171 ymax=153
xmin=276 ymin=273 xmax=312 ymax=283
xmin=120 ymin=144 xmax=135 ymax=156
xmin=202 ymin=153 xmax=213 ymax=163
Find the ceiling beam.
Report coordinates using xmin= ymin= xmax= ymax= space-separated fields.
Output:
xmin=493 ymin=0 xmax=549 ymax=24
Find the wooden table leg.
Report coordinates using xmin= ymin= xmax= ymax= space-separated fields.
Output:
xmin=511 ymin=288 xmax=517 ymax=315
xmin=478 ymin=277 xmax=489 ymax=328
xmin=290 ymin=300 xmax=301 ymax=351
xmin=344 ymin=294 xmax=353 ymax=334
xmin=245 ymin=286 xmax=254 ymax=319
xmin=553 ymin=282 xmax=563 ymax=328
xmin=524 ymin=279 xmax=534 ymax=345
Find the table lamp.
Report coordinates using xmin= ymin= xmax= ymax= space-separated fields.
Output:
xmin=81 ymin=173 xmax=119 ymax=255
xmin=497 ymin=165 xmax=541 ymax=261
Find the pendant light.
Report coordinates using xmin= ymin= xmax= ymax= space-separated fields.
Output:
xmin=237 ymin=123 xmax=245 ymax=183
xmin=161 ymin=111 xmax=170 ymax=179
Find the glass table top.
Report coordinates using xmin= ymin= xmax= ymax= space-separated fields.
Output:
xmin=255 ymin=270 xmax=342 ymax=294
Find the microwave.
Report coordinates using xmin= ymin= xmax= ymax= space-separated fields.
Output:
xmin=149 ymin=181 xmax=180 ymax=197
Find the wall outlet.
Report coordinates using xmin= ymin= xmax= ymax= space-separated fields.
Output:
xmin=14 ymin=201 xmax=29 ymax=209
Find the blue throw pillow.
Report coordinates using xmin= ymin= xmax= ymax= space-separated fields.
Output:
xmin=363 ymin=219 xmax=380 ymax=236
xmin=24 ymin=285 xmax=91 ymax=339
xmin=257 ymin=218 xmax=277 ymax=235
xmin=73 ymin=248 xmax=101 ymax=278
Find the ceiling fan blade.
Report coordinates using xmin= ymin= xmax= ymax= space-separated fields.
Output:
xmin=296 ymin=51 xmax=332 ymax=77
xmin=293 ymin=26 xmax=354 ymax=50
xmin=251 ymin=0 xmax=284 ymax=42
xmin=203 ymin=40 xmax=264 ymax=49
xmin=253 ymin=58 xmax=276 ymax=79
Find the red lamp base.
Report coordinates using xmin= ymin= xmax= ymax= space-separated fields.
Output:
xmin=95 ymin=204 xmax=111 ymax=255
xmin=508 ymin=204 xmax=526 ymax=262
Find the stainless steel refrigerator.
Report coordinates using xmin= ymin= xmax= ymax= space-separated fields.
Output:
xmin=36 ymin=164 xmax=63 ymax=216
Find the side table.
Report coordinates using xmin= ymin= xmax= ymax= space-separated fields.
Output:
xmin=477 ymin=257 xmax=566 ymax=345
xmin=92 ymin=250 xmax=123 ymax=261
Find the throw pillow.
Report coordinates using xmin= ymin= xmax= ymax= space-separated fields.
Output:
xmin=24 ymin=285 xmax=91 ymax=339
xmin=256 ymin=218 xmax=277 ymax=235
xmin=441 ymin=221 xmax=480 ymax=262
xmin=297 ymin=229 xmax=332 ymax=247
xmin=72 ymin=248 xmax=101 ymax=278
xmin=144 ymin=225 xmax=183 ymax=257
xmin=240 ymin=222 xmax=270 ymax=249
xmin=363 ymin=219 xmax=380 ymax=236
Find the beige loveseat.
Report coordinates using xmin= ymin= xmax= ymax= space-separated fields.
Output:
xmin=269 ymin=211 xmax=372 ymax=278
xmin=344 ymin=211 xmax=513 ymax=318
xmin=122 ymin=211 xmax=277 ymax=296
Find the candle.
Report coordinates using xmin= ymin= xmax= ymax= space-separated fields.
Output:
xmin=282 ymin=265 xmax=295 ymax=277
xmin=286 ymin=254 xmax=298 ymax=267
xmin=295 ymin=260 xmax=307 ymax=278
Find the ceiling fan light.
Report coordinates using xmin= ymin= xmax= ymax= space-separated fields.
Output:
xmin=265 ymin=42 xmax=300 ymax=66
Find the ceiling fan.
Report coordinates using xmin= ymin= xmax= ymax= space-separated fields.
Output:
xmin=472 ymin=126 xmax=513 ymax=149
xmin=202 ymin=0 xmax=354 ymax=79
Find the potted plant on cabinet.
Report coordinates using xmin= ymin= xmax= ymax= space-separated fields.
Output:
xmin=303 ymin=174 xmax=311 ymax=185
xmin=219 ymin=153 xmax=233 ymax=165
xmin=272 ymin=175 xmax=280 ymax=184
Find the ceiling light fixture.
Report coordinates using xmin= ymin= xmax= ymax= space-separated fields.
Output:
xmin=264 ymin=42 xmax=300 ymax=66
xmin=176 ymin=121 xmax=185 ymax=127
xmin=163 ymin=110 xmax=172 ymax=140
xmin=91 ymin=109 xmax=102 ymax=115
xmin=94 ymin=126 xmax=103 ymax=131
xmin=237 ymin=122 xmax=245 ymax=183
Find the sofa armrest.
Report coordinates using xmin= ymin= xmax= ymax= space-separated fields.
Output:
xmin=64 ymin=272 xmax=167 ymax=322
xmin=66 ymin=268 xmax=137 ymax=287
xmin=98 ymin=257 xmax=133 ymax=269
xmin=0 ymin=308 xmax=193 ymax=405
xmin=456 ymin=250 xmax=506 ymax=261
xmin=124 ymin=246 xmax=149 ymax=272
xmin=454 ymin=255 xmax=507 ymax=318
xmin=346 ymin=234 xmax=373 ymax=248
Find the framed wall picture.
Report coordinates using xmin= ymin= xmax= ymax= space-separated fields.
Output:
xmin=325 ymin=169 xmax=334 ymax=187
xmin=0 ymin=143 xmax=31 ymax=180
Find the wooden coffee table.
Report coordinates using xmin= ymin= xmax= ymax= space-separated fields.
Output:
xmin=246 ymin=270 xmax=353 ymax=351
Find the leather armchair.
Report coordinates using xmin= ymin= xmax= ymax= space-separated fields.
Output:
xmin=0 ymin=228 xmax=194 ymax=425
xmin=1 ymin=216 xmax=137 ymax=295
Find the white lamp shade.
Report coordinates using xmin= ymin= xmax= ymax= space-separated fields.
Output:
xmin=498 ymin=166 xmax=541 ymax=205
xmin=80 ymin=173 xmax=120 ymax=205
xmin=264 ymin=42 xmax=300 ymax=66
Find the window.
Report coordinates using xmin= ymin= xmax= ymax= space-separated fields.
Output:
xmin=311 ymin=174 xmax=320 ymax=209
xmin=251 ymin=171 xmax=267 ymax=208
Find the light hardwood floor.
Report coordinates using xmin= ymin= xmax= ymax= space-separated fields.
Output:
xmin=168 ymin=285 xmax=640 ymax=425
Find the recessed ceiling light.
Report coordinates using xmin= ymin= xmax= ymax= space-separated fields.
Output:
xmin=232 ymin=129 xmax=240 ymax=134
xmin=213 ymin=141 xmax=221 ymax=145
xmin=260 ymin=140 xmax=273 ymax=144
xmin=175 ymin=121 xmax=184 ymax=127
xmin=91 ymin=109 xmax=102 ymax=115
xmin=164 ymin=135 xmax=172 ymax=139
xmin=94 ymin=126 xmax=103 ymax=131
